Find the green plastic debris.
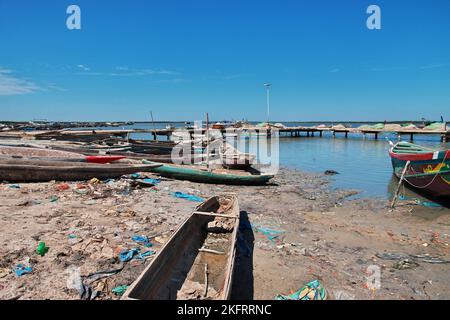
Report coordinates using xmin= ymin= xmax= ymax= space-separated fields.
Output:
xmin=49 ymin=195 xmax=59 ymax=202
xmin=276 ymin=280 xmax=327 ymax=300
xmin=36 ymin=242 xmax=49 ymax=257
xmin=112 ymin=285 xmax=129 ymax=296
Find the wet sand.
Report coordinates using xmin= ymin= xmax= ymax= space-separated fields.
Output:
xmin=0 ymin=168 xmax=449 ymax=300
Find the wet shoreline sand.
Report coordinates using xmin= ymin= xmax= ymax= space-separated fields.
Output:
xmin=0 ymin=167 xmax=449 ymax=300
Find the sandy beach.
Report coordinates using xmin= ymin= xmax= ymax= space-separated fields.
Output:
xmin=1 ymin=167 xmax=449 ymax=300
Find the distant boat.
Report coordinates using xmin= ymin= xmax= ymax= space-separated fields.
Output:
xmin=389 ymin=141 xmax=450 ymax=198
xmin=122 ymin=194 xmax=239 ymax=300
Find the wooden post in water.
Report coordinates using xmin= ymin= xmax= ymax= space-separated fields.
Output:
xmin=390 ymin=160 xmax=411 ymax=209
xmin=205 ymin=113 xmax=210 ymax=170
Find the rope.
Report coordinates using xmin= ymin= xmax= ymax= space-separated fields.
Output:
xmin=402 ymin=150 xmax=449 ymax=189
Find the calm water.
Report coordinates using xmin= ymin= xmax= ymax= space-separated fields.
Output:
xmin=80 ymin=122 xmax=449 ymax=200
xmin=278 ymin=134 xmax=449 ymax=198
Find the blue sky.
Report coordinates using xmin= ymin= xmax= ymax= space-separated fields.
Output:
xmin=0 ymin=0 xmax=449 ymax=122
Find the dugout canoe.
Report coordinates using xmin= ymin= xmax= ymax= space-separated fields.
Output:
xmin=122 ymin=194 xmax=239 ymax=300
xmin=0 ymin=146 xmax=125 ymax=164
xmin=0 ymin=159 xmax=161 ymax=182
xmin=142 ymin=160 xmax=273 ymax=185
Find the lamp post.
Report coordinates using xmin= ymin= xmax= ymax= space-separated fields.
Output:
xmin=264 ymin=83 xmax=271 ymax=124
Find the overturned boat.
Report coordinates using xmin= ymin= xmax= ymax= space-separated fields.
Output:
xmin=122 ymin=194 xmax=240 ymax=300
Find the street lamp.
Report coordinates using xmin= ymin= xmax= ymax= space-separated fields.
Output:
xmin=264 ymin=83 xmax=271 ymax=123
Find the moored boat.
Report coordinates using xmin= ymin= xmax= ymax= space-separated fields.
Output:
xmin=122 ymin=194 xmax=239 ymax=300
xmin=389 ymin=141 xmax=450 ymax=198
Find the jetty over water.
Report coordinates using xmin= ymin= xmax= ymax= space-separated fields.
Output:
xmin=1 ymin=123 xmax=449 ymax=142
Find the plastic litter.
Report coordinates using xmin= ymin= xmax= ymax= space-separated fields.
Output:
xmin=9 ymin=184 xmax=20 ymax=189
xmin=14 ymin=264 xmax=32 ymax=277
xmin=112 ymin=285 xmax=129 ymax=296
xmin=119 ymin=248 xmax=155 ymax=262
xmin=89 ymin=177 xmax=101 ymax=185
xmin=252 ymin=225 xmax=284 ymax=242
xmin=171 ymin=192 xmax=203 ymax=202
xmin=55 ymin=183 xmax=70 ymax=191
xmin=398 ymin=195 xmax=442 ymax=207
xmin=49 ymin=195 xmax=59 ymax=202
xmin=131 ymin=235 xmax=153 ymax=247
xmin=276 ymin=280 xmax=327 ymax=300
xmin=36 ymin=241 xmax=49 ymax=256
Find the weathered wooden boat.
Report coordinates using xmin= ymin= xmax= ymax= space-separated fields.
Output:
xmin=389 ymin=141 xmax=450 ymax=198
xmin=142 ymin=160 xmax=273 ymax=185
xmin=0 ymin=159 xmax=161 ymax=182
xmin=0 ymin=146 xmax=125 ymax=164
xmin=122 ymin=194 xmax=239 ymax=300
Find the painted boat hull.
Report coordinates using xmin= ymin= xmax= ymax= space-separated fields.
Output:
xmin=143 ymin=161 xmax=273 ymax=185
xmin=122 ymin=195 xmax=239 ymax=300
xmin=389 ymin=143 xmax=450 ymax=198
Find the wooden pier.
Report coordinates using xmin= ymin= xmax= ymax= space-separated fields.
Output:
xmin=1 ymin=125 xmax=449 ymax=142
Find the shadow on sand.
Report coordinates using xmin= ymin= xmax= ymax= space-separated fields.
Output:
xmin=230 ymin=210 xmax=255 ymax=300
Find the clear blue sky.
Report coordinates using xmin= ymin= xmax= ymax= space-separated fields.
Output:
xmin=0 ymin=0 xmax=449 ymax=122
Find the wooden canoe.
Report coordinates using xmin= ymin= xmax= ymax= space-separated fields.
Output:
xmin=122 ymin=194 xmax=240 ymax=300
xmin=0 ymin=146 xmax=125 ymax=164
xmin=0 ymin=159 xmax=161 ymax=182
xmin=142 ymin=160 xmax=273 ymax=185
xmin=389 ymin=141 xmax=450 ymax=198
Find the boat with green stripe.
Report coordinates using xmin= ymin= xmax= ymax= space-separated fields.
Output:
xmin=142 ymin=160 xmax=274 ymax=185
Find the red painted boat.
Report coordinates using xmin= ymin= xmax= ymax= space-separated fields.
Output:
xmin=389 ymin=141 xmax=450 ymax=198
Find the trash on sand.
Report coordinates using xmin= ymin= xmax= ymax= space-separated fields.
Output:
xmin=119 ymin=248 xmax=155 ymax=262
xmin=376 ymin=252 xmax=450 ymax=264
xmin=398 ymin=195 xmax=442 ymax=207
xmin=171 ymin=192 xmax=203 ymax=202
xmin=132 ymin=235 xmax=153 ymax=247
xmin=89 ymin=178 xmax=101 ymax=185
xmin=252 ymin=225 xmax=284 ymax=243
xmin=276 ymin=279 xmax=327 ymax=300
xmin=132 ymin=178 xmax=161 ymax=188
xmin=112 ymin=285 xmax=129 ymax=296
xmin=14 ymin=264 xmax=32 ymax=277
xmin=49 ymin=195 xmax=59 ymax=202
xmin=9 ymin=184 xmax=20 ymax=189
xmin=36 ymin=241 xmax=49 ymax=256
xmin=393 ymin=259 xmax=419 ymax=270
xmin=55 ymin=183 xmax=70 ymax=191
xmin=0 ymin=268 xmax=11 ymax=278
xmin=142 ymin=178 xmax=160 ymax=185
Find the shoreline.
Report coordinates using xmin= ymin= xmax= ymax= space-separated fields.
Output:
xmin=0 ymin=167 xmax=449 ymax=300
